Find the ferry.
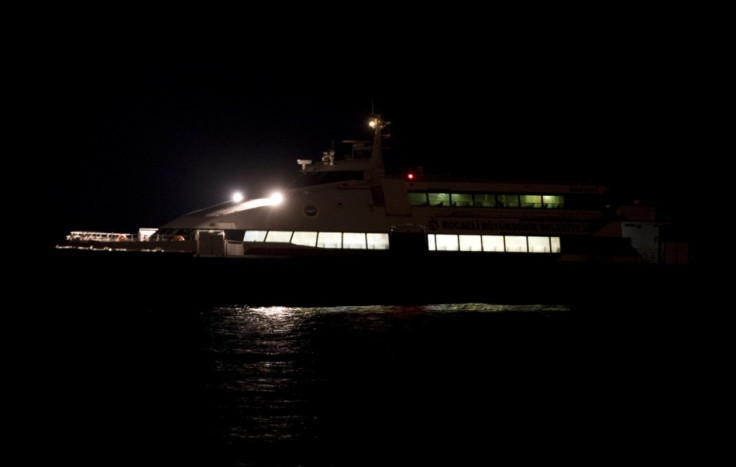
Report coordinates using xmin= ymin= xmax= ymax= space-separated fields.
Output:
xmin=54 ymin=114 xmax=691 ymax=306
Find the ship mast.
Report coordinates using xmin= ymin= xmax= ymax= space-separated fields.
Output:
xmin=367 ymin=114 xmax=387 ymax=181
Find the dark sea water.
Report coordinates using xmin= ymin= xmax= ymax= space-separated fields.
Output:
xmin=26 ymin=262 xmax=714 ymax=466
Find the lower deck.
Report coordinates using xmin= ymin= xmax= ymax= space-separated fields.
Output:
xmin=58 ymin=226 xmax=659 ymax=265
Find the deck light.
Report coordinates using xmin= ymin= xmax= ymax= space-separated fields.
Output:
xmin=269 ymin=192 xmax=284 ymax=205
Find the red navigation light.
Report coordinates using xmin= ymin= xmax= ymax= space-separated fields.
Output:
xmin=633 ymin=199 xmax=639 ymax=205
xmin=406 ymin=172 xmax=415 ymax=180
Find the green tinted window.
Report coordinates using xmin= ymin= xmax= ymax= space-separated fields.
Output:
xmin=408 ymin=192 xmax=428 ymax=206
xmin=543 ymin=195 xmax=564 ymax=208
xmin=474 ymin=194 xmax=496 ymax=207
xmin=520 ymin=195 xmax=542 ymax=208
xmin=428 ymin=193 xmax=451 ymax=206
xmin=497 ymin=194 xmax=519 ymax=208
xmin=451 ymin=193 xmax=473 ymax=207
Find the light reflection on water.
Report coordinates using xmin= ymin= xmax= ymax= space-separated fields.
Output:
xmin=41 ymin=293 xmax=699 ymax=465
xmin=247 ymin=302 xmax=571 ymax=315
xmin=203 ymin=305 xmax=316 ymax=443
xmin=201 ymin=303 xmax=572 ymax=446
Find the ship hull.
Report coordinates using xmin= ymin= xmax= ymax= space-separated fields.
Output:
xmin=50 ymin=247 xmax=694 ymax=310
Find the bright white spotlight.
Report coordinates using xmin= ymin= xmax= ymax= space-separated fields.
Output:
xmin=269 ymin=192 xmax=284 ymax=205
xmin=207 ymin=190 xmax=283 ymax=216
xmin=232 ymin=191 xmax=244 ymax=203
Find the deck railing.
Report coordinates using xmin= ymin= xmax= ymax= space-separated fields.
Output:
xmin=65 ymin=231 xmax=187 ymax=242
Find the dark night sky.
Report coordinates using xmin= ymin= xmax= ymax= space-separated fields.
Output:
xmin=34 ymin=13 xmax=709 ymax=253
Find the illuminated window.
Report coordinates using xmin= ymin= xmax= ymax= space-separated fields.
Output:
xmin=481 ymin=235 xmax=505 ymax=252
xmin=459 ymin=235 xmax=482 ymax=251
xmin=504 ymin=235 xmax=528 ymax=252
xmin=317 ymin=232 xmax=342 ymax=248
xmin=428 ymin=193 xmax=451 ymax=207
xmin=265 ymin=231 xmax=293 ymax=243
xmin=435 ymin=234 xmax=459 ymax=251
xmin=497 ymin=194 xmax=520 ymax=208
xmin=343 ymin=232 xmax=367 ymax=249
xmin=551 ymin=236 xmax=561 ymax=253
xmin=528 ymin=236 xmax=551 ymax=252
xmin=367 ymin=233 xmax=390 ymax=250
xmin=543 ymin=195 xmax=564 ymax=209
xmin=243 ymin=230 xmax=267 ymax=242
xmin=520 ymin=195 xmax=542 ymax=208
xmin=451 ymin=193 xmax=473 ymax=207
xmin=291 ymin=231 xmax=317 ymax=247
xmin=408 ymin=192 xmax=428 ymax=206
xmin=474 ymin=193 xmax=497 ymax=207
xmin=427 ymin=234 xmax=436 ymax=251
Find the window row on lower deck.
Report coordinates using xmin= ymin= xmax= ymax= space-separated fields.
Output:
xmin=428 ymin=234 xmax=561 ymax=253
xmin=243 ymin=230 xmax=561 ymax=253
xmin=244 ymin=230 xmax=391 ymax=249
